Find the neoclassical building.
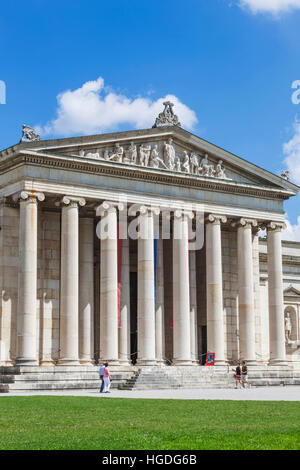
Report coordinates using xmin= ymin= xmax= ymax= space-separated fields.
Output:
xmin=0 ymin=104 xmax=300 ymax=390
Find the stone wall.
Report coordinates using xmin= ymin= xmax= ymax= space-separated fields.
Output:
xmin=37 ymin=211 xmax=60 ymax=364
xmin=0 ymin=204 xmax=19 ymax=364
xmin=221 ymin=229 xmax=239 ymax=362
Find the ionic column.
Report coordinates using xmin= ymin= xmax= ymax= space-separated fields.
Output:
xmin=16 ymin=191 xmax=45 ymax=366
xmin=173 ymin=210 xmax=192 ymax=365
xmin=267 ymin=222 xmax=287 ymax=365
xmin=155 ymin=237 xmax=165 ymax=362
xmin=59 ymin=196 xmax=85 ymax=365
xmin=137 ymin=206 xmax=156 ymax=365
xmin=79 ymin=218 xmax=94 ymax=364
xmin=206 ymin=214 xmax=227 ymax=365
xmin=119 ymin=236 xmax=131 ymax=363
xmin=189 ymin=249 xmax=198 ymax=363
xmin=96 ymin=202 xmax=119 ymax=363
xmin=234 ymin=218 xmax=257 ymax=364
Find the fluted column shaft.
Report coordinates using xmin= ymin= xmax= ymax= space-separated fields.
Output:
xmin=267 ymin=222 xmax=287 ymax=365
xmin=173 ymin=211 xmax=192 ymax=364
xmin=16 ymin=191 xmax=44 ymax=365
xmin=79 ymin=218 xmax=94 ymax=364
xmin=236 ymin=219 xmax=256 ymax=363
xmin=99 ymin=204 xmax=119 ymax=363
xmin=155 ymin=237 xmax=165 ymax=362
xmin=59 ymin=196 xmax=85 ymax=365
xmin=206 ymin=215 xmax=226 ymax=365
xmin=137 ymin=207 xmax=156 ymax=364
xmin=119 ymin=236 xmax=131 ymax=363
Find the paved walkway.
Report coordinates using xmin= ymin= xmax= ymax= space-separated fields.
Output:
xmin=1 ymin=386 xmax=300 ymax=401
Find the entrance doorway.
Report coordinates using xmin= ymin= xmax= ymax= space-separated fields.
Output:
xmin=130 ymin=272 xmax=137 ymax=364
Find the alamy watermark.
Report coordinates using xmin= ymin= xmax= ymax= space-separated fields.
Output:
xmin=95 ymin=198 xmax=205 ymax=251
xmin=291 ymin=80 xmax=300 ymax=105
xmin=0 ymin=80 xmax=6 ymax=104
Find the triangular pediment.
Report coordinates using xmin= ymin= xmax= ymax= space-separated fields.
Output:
xmin=2 ymin=126 xmax=299 ymax=195
xmin=284 ymin=285 xmax=300 ymax=297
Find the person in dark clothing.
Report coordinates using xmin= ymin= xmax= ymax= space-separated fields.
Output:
xmin=232 ymin=362 xmax=242 ymax=389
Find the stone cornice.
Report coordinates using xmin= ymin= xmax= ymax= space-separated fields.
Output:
xmin=0 ymin=152 xmax=295 ymax=201
xmin=1 ymin=125 xmax=298 ymax=193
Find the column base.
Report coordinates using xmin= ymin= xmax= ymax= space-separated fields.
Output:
xmin=15 ymin=358 xmax=38 ymax=366
xmin=40 ymin=360 xmax=56 ymax=367
xmin=136 ymin=360 xmax=157 ymax=366
xmin=57 ymin=359 xmax=81 ymax=366
xmin=118 ymin=359 xmax=131 ymax=365
xmin=172 ymin=360 xmax=194 ymax=366
xmin=79 ymin=360 xmax=95 ymax=366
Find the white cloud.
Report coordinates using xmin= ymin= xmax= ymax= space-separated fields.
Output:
xmin=283 ymin=119 xmax=300 ymax=185
xmin=37 ymin=77 xmax=198 ymax=137
xmin=238 ymin=0 xmax=300 ymax=14
xmin=282 ymin=119 xmax=300 ymax=242
xmin=282 ymin=216 xmax=300 ymax=241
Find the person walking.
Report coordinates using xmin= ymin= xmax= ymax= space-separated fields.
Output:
xmin=232 ymin=362 xmax=242 ymax=389
xmin=99 ymin=363 xmax=105 ymax=393
xmin=241 ymin=361 xmax=251 ymax=388
xmin=103 ymin=362 xmax=112 ymax=393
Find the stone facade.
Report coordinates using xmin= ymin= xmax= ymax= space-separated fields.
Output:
xmin=0 ymin=113 xmax=300 ymax=379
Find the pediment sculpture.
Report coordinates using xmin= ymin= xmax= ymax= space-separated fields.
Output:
xmin=20 ymin=124 xmax=41 ymax=142
xmin=152 ymin=101 xmax=181 ymax=128
xmin=78 ymin=139 xmax=230 ymax=180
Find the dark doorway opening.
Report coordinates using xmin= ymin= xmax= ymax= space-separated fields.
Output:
xmin=130 ymin=272 xmax=137 ymax=364
xmin=201 ymin=326 xmax=207 ymax=365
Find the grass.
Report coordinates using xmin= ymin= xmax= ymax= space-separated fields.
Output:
xmin=0 ymin=396 xmax=299 ymax=450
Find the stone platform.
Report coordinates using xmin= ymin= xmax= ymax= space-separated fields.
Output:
xmin=1 ymin=364 xmax=300 ymax=393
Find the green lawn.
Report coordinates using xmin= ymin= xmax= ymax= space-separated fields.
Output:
xmin=0 ymin=396 xmax=299 ymax=450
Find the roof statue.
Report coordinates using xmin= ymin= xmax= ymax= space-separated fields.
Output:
xmin=152 ymin=101 xmax=181 ymax=128
xmin=20 ymin=124 xmax=41 ymax=143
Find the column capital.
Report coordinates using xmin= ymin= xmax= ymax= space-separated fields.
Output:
xmin=96 ymin=201 xmax=124 ymax=216
xmin=128 ymin=204 xmax=160 ymax=217
xmin=231 ymin=217 xmax=258 ymax=229
xmin=206 ymin=214 xmax=227 ymax=225
xmin=174 ymin=209 xmax=194 ymax=220
xmin=13 ymin=191 xmax=45 ymax=203
xmin=265 ymin=221 xmax=287 ymax=232
xmin=62 ymin=196 xmax=86 ymax=207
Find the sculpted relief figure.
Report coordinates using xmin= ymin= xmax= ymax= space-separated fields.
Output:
xmin=79 ymin=149 xmax=103 ymax=160
xmin=190 ymin=152 xmax=199 ymax=175
xmin=285 ymin=312 xmax=292 ymax=343
xmin=125 ymin=142 xmax=137 ymax=165
xmin=110 ymin=143 xmax=124 ymax=163
xmin=199 ymin=154 xmax=215 ymax=177
xmin=150 ymin=144 xmax=167 ymax=169
xmin=182 ymin=151 xmax=190 ymax=173
xmin=103 ymin=148 xmax=110 ymax=161
xmin=215 ymin=160 xmax=227 ymax=179
xmin=175 ymin=157 xmax=181 ymax=172
xmin=139 ymin=144 xmax=151 ymax=166
xmin=164 ymin=138 xmax=176 ymax=170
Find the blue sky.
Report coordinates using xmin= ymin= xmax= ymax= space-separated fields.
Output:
xmin=0 ymin=0 xmax=300 ymax=235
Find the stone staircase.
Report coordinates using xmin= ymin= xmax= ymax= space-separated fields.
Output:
xmin=0 ymin=365 xmax=135 ymax=393
xmin=248 ymin=367 xmax=300 ymax=387
xmin=1 ymin=364 xmax=300 ymax=393
xmin=120 ymin=366 xmax=235 ymax=390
